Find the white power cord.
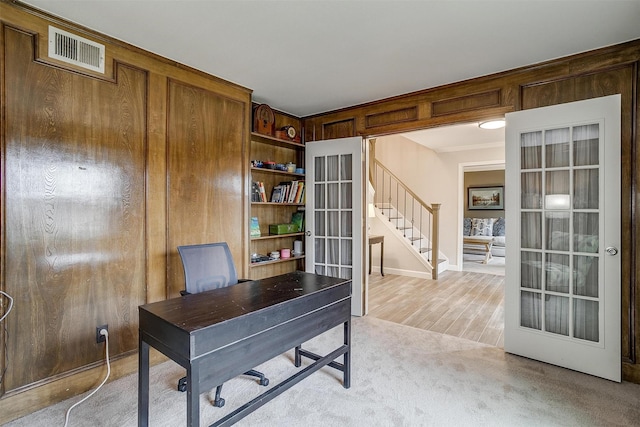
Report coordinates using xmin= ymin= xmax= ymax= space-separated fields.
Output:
xmin=63 ymin=328 xmax=111 ymax=427
xmin=0 ymin=291 xmax=13 ymax=322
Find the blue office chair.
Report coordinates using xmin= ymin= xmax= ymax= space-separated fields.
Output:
xmin=176 ymin=242 xmax=269 ymax=407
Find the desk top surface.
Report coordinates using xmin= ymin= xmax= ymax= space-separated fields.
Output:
xmin=139 ymin=271 xmax=351 ymax=333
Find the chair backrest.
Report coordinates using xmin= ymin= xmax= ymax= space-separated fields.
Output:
xmin=177 ymin=242 xmax=239 ymax=294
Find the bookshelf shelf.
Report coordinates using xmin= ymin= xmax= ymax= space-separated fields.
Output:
xmin=251 ymin=132 xmax=305 ymax=151
xmin=251 ymin=166 xmax=305 ymax=178
xmin=251 ymin=232 xmax=305 ymax=240
xmin=250 ymin=254 xmax=306 ymax=268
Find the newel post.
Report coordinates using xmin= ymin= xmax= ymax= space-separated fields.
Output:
xmin=431 ymin=204 xmax=441 ymax=279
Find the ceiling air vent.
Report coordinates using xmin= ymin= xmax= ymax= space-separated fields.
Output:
xmin=48 ymin=26 xmax=105 ymax=73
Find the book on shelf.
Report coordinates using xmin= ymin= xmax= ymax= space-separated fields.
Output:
xmin=270 ymin=185 xmax=283 ymax=203
xmin=258 ymin=182 xmax=267 ymax=202
xmin=251 ymin=181 xmax=262 ymax=202
xmin=291 ymin=211 xmax=304 ymax=232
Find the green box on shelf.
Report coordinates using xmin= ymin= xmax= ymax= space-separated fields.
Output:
xmin=269 ymin=223 xmax=298 ymax=235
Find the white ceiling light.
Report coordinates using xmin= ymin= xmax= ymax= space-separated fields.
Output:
xmin=478 ymin=119 xmax=505 ymax=130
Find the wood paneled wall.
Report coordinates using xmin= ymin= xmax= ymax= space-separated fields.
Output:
xmin=303 ymin=40 xmax=640 ymax=383
xmin=0 ymin=2 xmax=250 ymax=423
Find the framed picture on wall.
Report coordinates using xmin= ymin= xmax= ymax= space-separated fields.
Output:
xmin=468 ymin=186 xmax=504 ymax=210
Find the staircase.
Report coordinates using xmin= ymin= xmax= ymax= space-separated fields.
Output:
xmin=372 ymin=159 xmax=448 ymax=278
xmin=375 ymin=202 xmax=449 ymax=277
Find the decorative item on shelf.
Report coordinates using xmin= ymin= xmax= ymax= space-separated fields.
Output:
xmin=263 ymin=161 xmax=276 ymax=170
xmin=269 ymin=223 xmax=299 ymax=235
xmin=286 ymin=162 xmax=296 ymax=173
xmin=269 ymin=251 xmax=280 ymax=260
xmin=251 ymin=182 xmax=262 ymax=203
xmin=295 ymin=168 xmax=304 ymax=175
xmin=293 ymin=240 xmax=303 ymax=255
xmin=251 ymin=160 xmax=263 ymax=168
xmin=250 ymin=217 xmax=261 ymax=237
xmin=251 ymin=253 xmax=270 ymax=263
xmin=274 ymin=125 xmax=301 ymax=143
xmin=253 ymin=104 xmax=275 ymax=136
xmin=280 ymin=248 xmax=291 ymax=259
xmin=276 ymin=163 xmax=287 ymax=171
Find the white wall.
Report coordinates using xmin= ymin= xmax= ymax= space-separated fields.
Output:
xmin=374 ymin=134 xmax=504 ymax=270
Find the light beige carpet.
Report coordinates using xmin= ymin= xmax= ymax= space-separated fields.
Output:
xmin=6 ymin=316 xmax=640 ymax=426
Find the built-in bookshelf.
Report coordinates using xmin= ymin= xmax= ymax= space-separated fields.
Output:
xmin=249 ymin=131 xmax=305 ymax=279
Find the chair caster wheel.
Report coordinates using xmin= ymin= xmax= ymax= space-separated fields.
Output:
xmin=177 ymin=378 xmax=187 ymax=392
xmin=260 ymin=378 xmax=269 ymax=386
xmin=213 ymin=397 xmax=225 ymax=408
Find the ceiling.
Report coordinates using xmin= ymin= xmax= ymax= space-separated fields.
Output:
xmin=19 ymin=0 xmax=640 ymax=150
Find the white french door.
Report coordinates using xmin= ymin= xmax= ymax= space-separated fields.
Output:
xmin=504 ymin=95 xmax=621 ymax=382
xmin=305 ymin=137 xmax=366 ymax=316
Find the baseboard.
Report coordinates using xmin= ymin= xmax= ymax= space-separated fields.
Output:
xmin=369 ymin=266 xmax=431 ymax=279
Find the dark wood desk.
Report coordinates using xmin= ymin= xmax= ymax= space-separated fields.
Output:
xmin=369 ymin=235 xmax=384 ymax=276
xmin=138 ymin=271 xmax=352 ymax=427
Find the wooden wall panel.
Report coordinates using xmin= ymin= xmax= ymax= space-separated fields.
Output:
xmin=2 ymin=26 xmax=147 ymax=391
xmin=431 ymin=89 xmax=501 ymax=117
xmin=321 ymin=118 xmax=356 ymax=140
xmin=166 ymin=80 xmax=247 ymax=297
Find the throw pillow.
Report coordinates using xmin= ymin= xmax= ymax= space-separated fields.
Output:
xmin=493 ymin=217 xmax=506 ymax=236
xmin=463 ymin=218 xmax=471 ymax=236
xmin=470 ymin=218 xmax=494 ymax=237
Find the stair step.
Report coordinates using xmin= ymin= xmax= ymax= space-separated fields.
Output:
xmin=419 ymin=247 xmax=431 ymax=253
xmin=408 ymin=237 xmax=421 ymax=241
xmin=388 ymin=216 xmax=401 ymax=220
xmin=397 ymin=226 xmax=412 ymax=230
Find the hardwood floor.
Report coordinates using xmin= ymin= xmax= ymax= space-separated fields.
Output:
xmin=367 ymin=270 xmax=504 ymax=348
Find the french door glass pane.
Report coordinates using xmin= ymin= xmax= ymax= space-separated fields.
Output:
xmin=314 ymin=211 xmax=325 ymax=236
xmin=521 ymin=131 xmax=542 ymax=169
xmin=521 ymin=291 xmax=541 ymax=330
xmin=573 ymin=169 xmax=598 ymax=209
xmin=545 ymin=253 xmax=570 ymax=293
xmin=315 ymin=238 xmax=325 ymax=263
xmin=521 ymin=251 xmax=542 ymax=290
xmin=545 ymin=295 xmax=569 ymax=336
xmin=573 ymin=124 xmax=599 ymax=167
xmin=574 ymin=255 xmax=598 ymax=297
xmin=545 ymin=128 xmax=570 ymax=168
xmin=521 ymin=212 xmax=542 ymax=249
xmin=327 ymin=183 xmax=339 ymax=209
xmin=574 ymin=213 xmax=599 ymax=253
xmin=341 ymin=211 xmax=352 ymax=237
xmin=574 ymin=299 xmax=599 ymax=342
xmin=327 ymin=211 xmax=339 ymax=236
xmin=521 ymin=172 xmax=542 ymax=209
xmin=315 ymin=184 xmax=325 ymax=209
xmin=314 ymin=157 xmax=325 ymax=181
xmin=341 ymin=240 xmax=352 ymax=265
xmin=340 ymin=267 xmax=352 ymax=279
xmin=340 ymin=154 xmax=352 ymax=180
xmin=327 ymin=155 xmax=339 ymax=181
xmin=546 ymin=212 xmax=570 ymax=251
xmin=341 ymin=183 xmax=352 ymax=208
xmin=326 ymin=266 xmax=339 ymax=277
xmin=327 ymin=238 xmax=339 ymax=264
xmin=546 ymin=170 xmax=569 ymax=197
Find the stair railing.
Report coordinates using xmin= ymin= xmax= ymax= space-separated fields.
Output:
xmin=372 ymin=159 xmax=441 ymax=279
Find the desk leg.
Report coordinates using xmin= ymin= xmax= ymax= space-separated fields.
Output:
xmin=138 ymin=336 xmax=149 ymax=427
xmin=186 ymin=364 xmax=199 ymax=427
xmin=380 ymin=240 xmax=384 ymax=276
xmin=343 ymin=320 xmax=351 ymax=389
xmin=294 ymin=345 xmax=302 ymax=367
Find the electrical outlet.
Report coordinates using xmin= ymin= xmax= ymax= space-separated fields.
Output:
xmin=96 ymin=324 xmax=108 ymax=343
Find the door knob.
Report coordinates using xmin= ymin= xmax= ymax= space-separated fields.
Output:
xmin=306 ymin=231 xmax=311 ymax=236
xmin=605 ymin=246 xmax=618 ymax=256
